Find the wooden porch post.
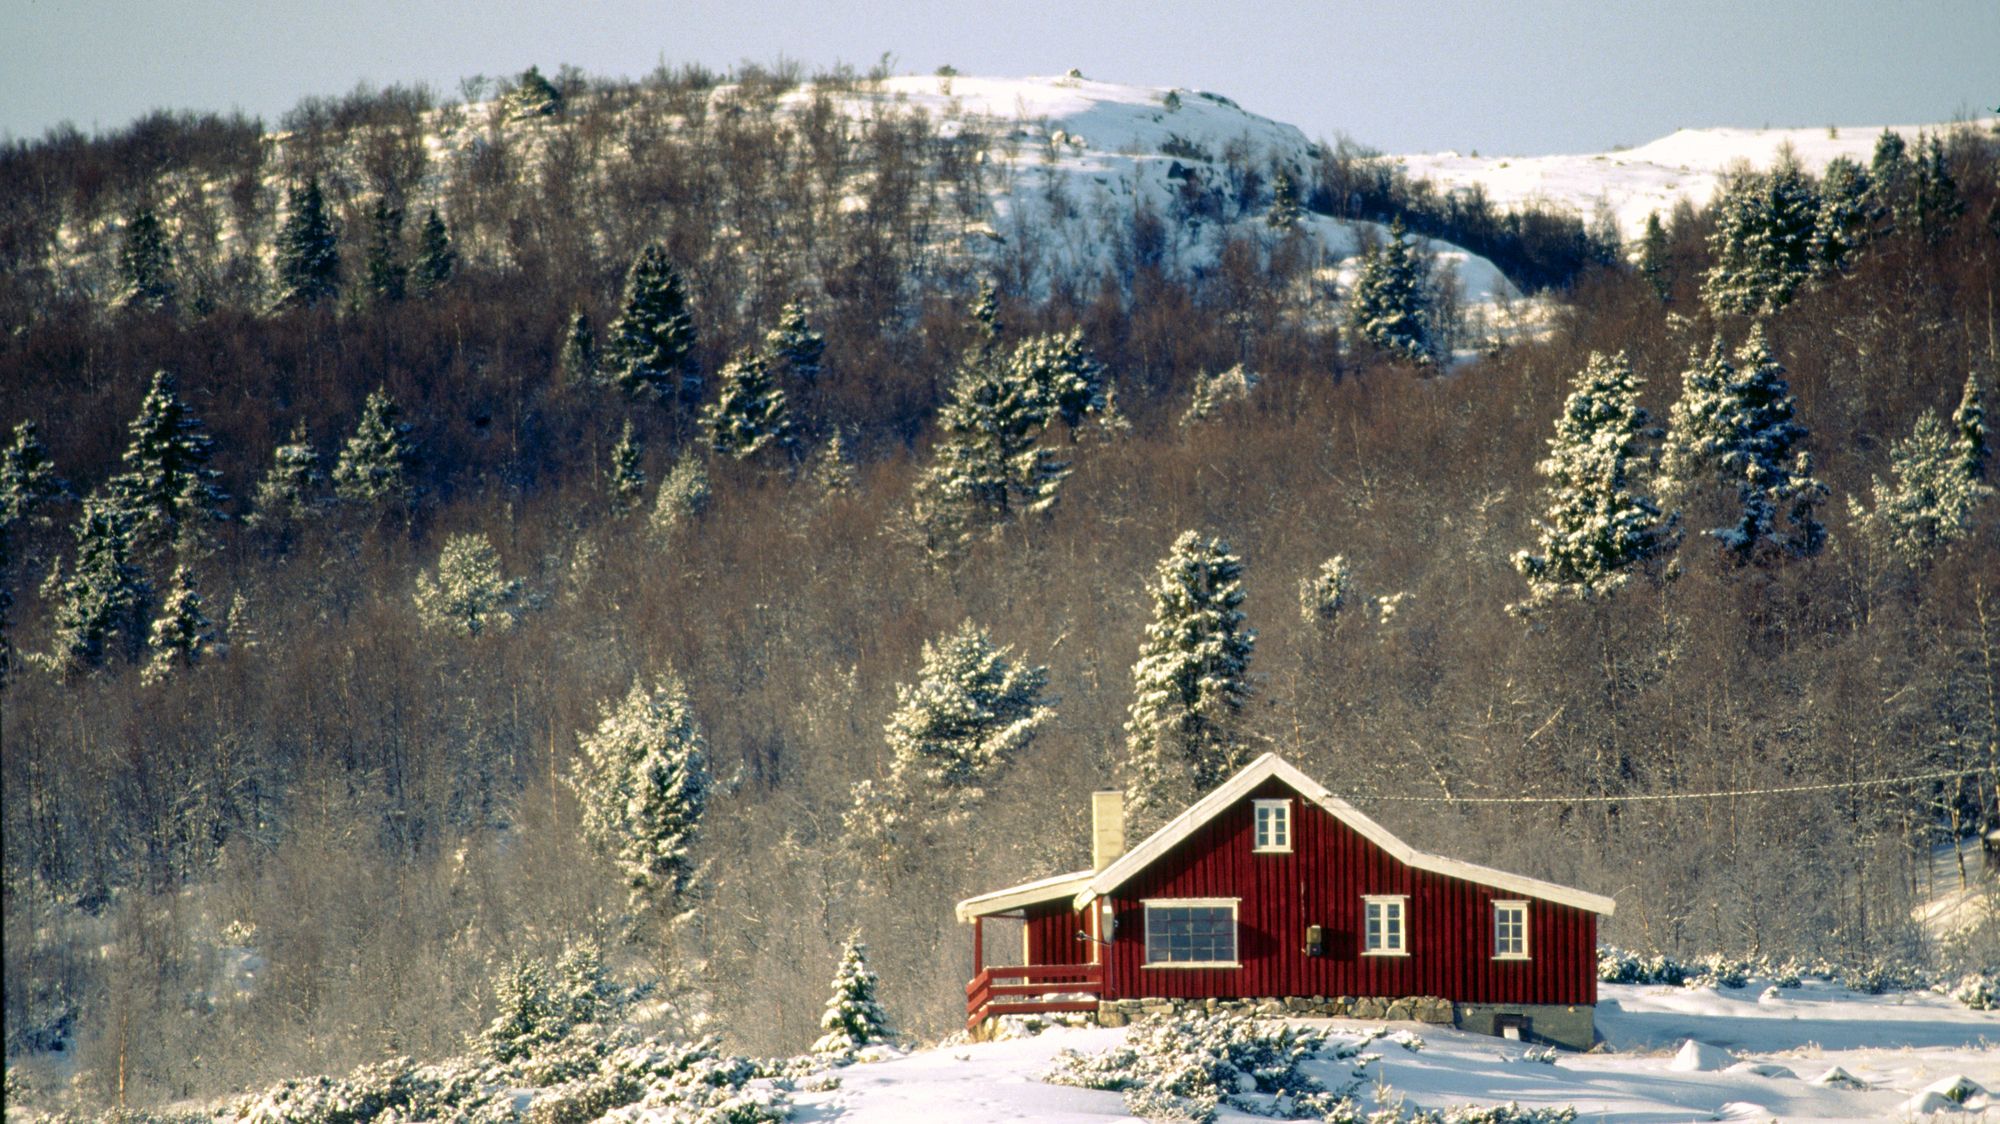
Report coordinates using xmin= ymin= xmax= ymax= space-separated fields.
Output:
xmin=972 ymin=915 xmax=984 ymax=976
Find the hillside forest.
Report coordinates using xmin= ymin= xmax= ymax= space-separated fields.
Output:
xmin=1 ymin=63 xmax=1996 ymax=1115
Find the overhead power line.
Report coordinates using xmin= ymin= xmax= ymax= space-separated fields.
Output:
xmin=1355 ymin=767 xmax=1985 ymax=805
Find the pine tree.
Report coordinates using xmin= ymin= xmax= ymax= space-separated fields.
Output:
xmin=1952 ymin=371 xmax=1988 ymax=482
xmin=811 ymin=937 xmax=893 ymax=1059
xmin=1700 ymin=154 xmax=1821 ymax=316
xmin=910 ymin=351 xmax=1069 ymax=554
xmin=1008 ymin=328 xmax=1107 ymax=433
xmin=1638 ymin=211 xmax=1673 ymax=302
xmin=969 ymin=279 xmax=1003 ymax=352
xmin=881 ymin=619 xmax=1052 ymax=819
xmin=1347 ymin=220 xmax=1434 ymax=364
xmin=813 ymin=430 xmax=855 ymax=495
xmin=331 ymin=388 xmax=414 ymax=506
xmin=414 ymin=533 xmax=521 ymax=636
xmin=45 ymin=495 xmax=150 ymax=672
xmin=1181 ymin=365 xmax=1260 ymax=428
xmin=608 ymin=419 xmax=647 ymax=515
xmin=117 ymin=204 xmax=176 ymax=312
xmin=505 ymin=65 xmax=563 ymax=119
xmin=1512 ymin=351 xmax=1667 ymax=606
xmin=1812 ymin=156 xmax=1870 ymax=271
xmin=1659 ymin=328 xmax=1824 ymax=560
xmin=763 ymin=301 xmax=825 ymax=385
xmin=411 ymin=208 xmax=455 ymax=296
xmin=570 ymin=672 xmax=712 ymax=910
xmin=702 ymin=351 xmax=793 ymax=459
xmin=247 ymin=421 xmax=326 ymax=530
xmin=1852 ymin=408 xmax=1992 ymax=568
xmin=1298 ymin=554 xmax=1356 ymax=627
xmin=1910 ymin=132 xmax=1963 ymax=244
xmin=1124 ymin=531 xmax=1256 ymax=822
xmin=1 ymin=421 xmax=67 ymax=532
xmin=110 ymin=369 xmax=228 ymax=552
xmin=361 ymin=198 xmax=406 ymax=304
xmin=273 ymin=177 xmax=340 ymax=310
xmin=606 ymin=244 xmax=698 ymax=403
xmin=142 ymin=562 xmax=215 ymax=685
xmin=559 ymin=308 xmax=598 ymax=385
xmin=1266 ymin=168 xmax=1302 ymax=230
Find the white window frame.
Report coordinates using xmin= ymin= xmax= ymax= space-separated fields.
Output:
xmin=1492 ymin=900 xmax=1530 ymax=960
xmin=1363 ymin=895 xmax=1409 ymax=956
xmin=1252 ymin=798 xmax=1293 ymax=853
xmin=1142 ymin=897 xmax=1242 ymax=969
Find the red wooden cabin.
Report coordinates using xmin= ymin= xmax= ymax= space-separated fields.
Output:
xmin=956 ymin=753 xmax=1616 ymax=1048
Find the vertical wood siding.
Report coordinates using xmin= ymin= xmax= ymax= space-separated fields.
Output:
xmin=1023 ymin=901 xmax=1091 ymax=966
xmin=1101 ymin=779 xmax=1598 ymax=1005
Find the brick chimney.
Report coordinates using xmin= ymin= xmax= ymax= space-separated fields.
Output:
xmin=1092 ymin=790 xmax=1126 ymax=872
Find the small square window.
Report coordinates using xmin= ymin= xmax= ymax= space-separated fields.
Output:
xmin=1493 ymin=901 xmax=1530 ymax=959
xmin=1364 ymin=895 xmax=1407 ymax=955
xmin=1253 ymin=799 xmax=1292 ymax=852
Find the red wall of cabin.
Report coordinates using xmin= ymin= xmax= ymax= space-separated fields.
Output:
xmin=1023 ymin=901 xmax=1091 ymax=966
xmin=1100 ymin=779 xmax=1598 ymax=1005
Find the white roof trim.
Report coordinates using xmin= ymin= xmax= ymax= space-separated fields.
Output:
xmin=1075 ymin=754 xmax=1616 ymax=916
xmin=955 ymin=868 xmax=1094 ymax=922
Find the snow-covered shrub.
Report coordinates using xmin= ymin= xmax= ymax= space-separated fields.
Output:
xmin=649 ymin=451 xmax=711 ymax=541
xmin=1044 ymin=1013 xmax=1363 ymax=1124
xmin=222 ymin=1055 xmax=495 ymax=1123
xmin=1520 ymin=1046 xmax=1560 ymax=1065
xmin=590 ymin=1038 xmax=791 ymax=1124
xmin=1180 ymin=364 xmax=1259 ymax=428
xmin=1949 ymin=972 xmax=1995 ymax=1010
xmin=1299 ymin=555 xmax=1353 ymax=625
xmin=1406 ymin=1105 xmax=1579 ymax=1124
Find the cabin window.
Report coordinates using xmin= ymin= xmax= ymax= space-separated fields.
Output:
xmin=1493 ymin=901 xmax=1530 ymax=959
xmin=1363 ymin=895 xmax=1408 ymax=955
xmin=1143 ymin=898 xmax=1240 ymax=967
xmin=1253 ymin=799 xmax=1292 ymax=852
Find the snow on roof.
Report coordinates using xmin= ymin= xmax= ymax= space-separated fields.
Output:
xmin=955 ymin=868 xmax=1095 ymax=923
xmin=1076 ymin=753 xmax=1617 ymax=916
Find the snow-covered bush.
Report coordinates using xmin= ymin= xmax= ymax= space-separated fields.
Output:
xmin=1044 ymin=1013 xmax=1364 ymax=1124
xmin=650 ymin=451 xmax=711 ymax=542
xmin=1298 ymin=555 xmax=1353 ymax=625
xmin=1949 ymin=972 xmax=1995 ymax=1010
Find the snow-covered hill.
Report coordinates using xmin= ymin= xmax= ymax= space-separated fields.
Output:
xmin=1396 ymin=118 xmax=2000 ymax=239
xmin=795 ymin=982 xmax=1998 ymax=1122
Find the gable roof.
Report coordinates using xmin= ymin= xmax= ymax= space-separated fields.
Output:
xmin=1076 ymin=753 xmax=1616 ymax=916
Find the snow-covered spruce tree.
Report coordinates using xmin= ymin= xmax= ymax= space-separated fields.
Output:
xmin=606 ymin=244 xmax=698 ymax=404
xmin=910 ymin=349 xmax=1070 ymax=555
xmin=117 ymin=204 xmax=176 ymax=312
xmin=570 ymin=672 xmax=711 ymax=910
xmin=763 ymin=301 xmax=825 ymax=385
xmin=505 ymin=64 xmax=564 ymax=120
xmin=1512 ymin=351 xmax=1668 ymax=607
xmin=1658 ymin=329 xmax=1824 ymax=561
xmin=1124 ymin=532 xmax=1256 ymax=823
xmin=332 ymin=388 xmax=414 ymax=507
xmin=1909 ymin=132 xmax=1963 ymax=245
xmin=479 ymin=939 xmax=619 ymax=1063
xmin=1700 ymin=154 xmax=1821 ymax=317
xmin=813 ymin=430 xmax=855 ymax=495
xmin=1812 ymin=156 xmax=1870 ymax=271
xmin=608 ymin=419 xmax=646 ymax=515
xmin=272 ymin=176 xmax=340 ymax=310
xmin=648 ymin=450 xmax=710 ymax=542
xmin=1638 ymin=211 xmax=1673 ymax=302
xmin=1008 ymin=328 xmax=1108 ymax=434
xmin=1266 ymin=168 xmax=1302 ymax=231
xmin=702 ymin=351 xmax=792 ymax=459
xmin=559 ymin=308 xmax=598 ymax=386
xmin=1346 ymin=220 xmax=1435 ymax=365
xmin=1866 ymin=129 xmax=1911 ymax=222
xmin=45 ymin=495 xmax=150 ymax=672
xmin=247 ymin=420 xmax=326 ymax=530
xmin=142 ymin=562 xmax=216 ymax=685
xmin=110 ymin=369 xmax=228 ymax=552
xmin=969 ymin=278 xmax=1003 ymax=351
xmin=410 ymin=208 xmax=455 ymax=296
xmin=414 ymin=533 xmax=522 ymax=637
xmin=1852 ymin=407 xmax=1992 ymax=569
xmin=1 ymin=421 xmax=67 ymax=531
xmin=1953 ymin=371 xmax=1988 ymax=482
xmin=1298 ymin=554 xmax=1353 ymax=626
xmin=1181 ymin=365 xmax=1260 ymax=428
xmin=361 ymin=198 xmax=406 ymax=305
xmin=881 ymin=618 xmax=1052 ymax=820
xmin=811 ymin=937 xmax=893 ymax=1059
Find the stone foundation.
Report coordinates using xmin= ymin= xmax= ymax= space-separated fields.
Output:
xmin=1094 ymin=994 xmax=1455 ymax=1027
xmin=1091 ymin=995 xmax=1595 ymax=1050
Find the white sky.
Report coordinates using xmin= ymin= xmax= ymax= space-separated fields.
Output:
xmin=2 ymin=0 xmax=1995 ymax=154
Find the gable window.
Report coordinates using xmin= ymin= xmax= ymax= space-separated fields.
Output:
xmin=1493 ymin=901 xmax=1530 ymax=959
xmin=1144 ymin=898 xmax=1239 ymax=967
xmin=1363 ymin=895 xmax=1408 ymax=956
xmin=1253 ymin=799 xmax=1292 ymax=852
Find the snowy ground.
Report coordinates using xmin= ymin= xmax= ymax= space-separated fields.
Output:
xmin=1396 ymin=118 xmax=2000 ymax=240
xmin=793 ymin=983 xmax=1997 ymax=1122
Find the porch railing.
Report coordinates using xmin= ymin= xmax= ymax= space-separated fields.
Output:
xmin=965 ymin=963 xmax=1103 ymax=1029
